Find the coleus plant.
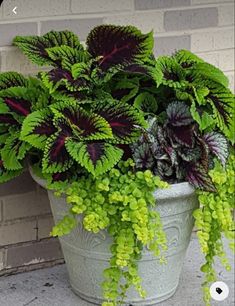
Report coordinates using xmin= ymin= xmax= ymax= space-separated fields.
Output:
xmin=0 ymin=72 xmax=49 ymax=183
xmin=0 ymin=24 xmax=153 ymax=182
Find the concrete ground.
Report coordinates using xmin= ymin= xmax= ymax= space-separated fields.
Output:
xmin=0 ymin=236 xmax=234 ymax=306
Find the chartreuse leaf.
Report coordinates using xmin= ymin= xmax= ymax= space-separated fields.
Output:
xmin=1 ymin=133 xmax=30 ymax=170
xmin=87 ymin=25 xmax=154 ymax=71
xmin=20 ymin=108 xmax=56 ymax=149
xmin=14 ymin=30 xmax=82 ymax=66
xmin=65 ymin=140 xmax=123 ymax=176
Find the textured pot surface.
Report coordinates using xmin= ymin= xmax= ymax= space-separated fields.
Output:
xmin=31 ymin=170 xmax=198 ymax=305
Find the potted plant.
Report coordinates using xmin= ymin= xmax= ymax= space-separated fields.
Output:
xmin=0 ymin=25 xmax=234 ymax=306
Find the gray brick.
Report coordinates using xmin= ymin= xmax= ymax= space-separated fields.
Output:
xmin=0 ymin=171 xmax=36 ymax=196
xmin=71 ymin=0 xmax=133 ymax=13
xmin=104 ymin=11 xmax=164 ymax=33
xmin=135 ymin=0 xmax=190 ymax=10
xmin=164 ymin=8 xmax=218 ymax=31
xmin=6 ymin=238 xmax=63 ymax=268
xmin=3 ymin=190 xmax=51 ymax=221
xmin=0 ymin=220 xmax=37 ymax=246
xmin=0 ymin=249 xmax=5 ymax=271
xmin=0 ymin=22 xmax=37 ymax=47
xmin=154 ymin=35 xmax=191 ymax=57
xmin=0 ymin=48 xmax=40 ymax=74
xmin=38 ymin=216 xmax=55 ymax=239
xmin=40 ymin=18 xmax=103 ymax=41
xmin=2 ymin=0 xmax=70 ymax=19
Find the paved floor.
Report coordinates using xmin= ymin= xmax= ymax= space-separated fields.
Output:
xmin=0 ymin=236 xmax=234 ymax=306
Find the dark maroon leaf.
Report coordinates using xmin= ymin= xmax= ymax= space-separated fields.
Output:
xmin=47 ymin=132 xmax=70 ymax=165
xmin=169 ymin=125 xmax=195 ymax=148
xmin=34 ymin=120 xmax=56 ymax=136
xmin=186 ymin=163 xmax=216 ymax=192
xmin=123 ymin=64 xmax=150 ymax=75
xmin=86 ymin=142 xmax=105 ymax=165
xmin=52 ymin=171 xmax=69 ymax=182
xmin=167 ymin=101 xmax=193 ymax=126
xmin=0 ymin=114 xmax=19 ymax=125
xmin=96 ymin=104 xmax=141 ymax=142
xmin=45 ymin=68 xmax=88 ymax=91
xmin=87 ymin=25 xmax=153 ymax=71
xmin=4 ymin=97 xmax=31 ymax=116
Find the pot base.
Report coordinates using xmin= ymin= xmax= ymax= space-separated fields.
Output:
xmin=71 ymin=283 xmax=178 ymax=305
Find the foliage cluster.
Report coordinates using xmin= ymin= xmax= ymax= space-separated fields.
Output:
xmin=49 ymin=159 xmax=168 ymax=306
xmin=0 ymin=24 xmax=234 ymax=306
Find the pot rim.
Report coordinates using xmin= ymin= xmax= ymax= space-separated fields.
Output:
xmin=29 ymin=165 xmax=195 ymax=201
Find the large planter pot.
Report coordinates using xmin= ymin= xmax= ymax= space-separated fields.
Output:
xmin=30 ymin=170 xmax=198 ymax=305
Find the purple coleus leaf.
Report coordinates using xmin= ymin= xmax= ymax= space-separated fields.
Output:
xmin=42 ymin=68 xmax=88 ymax=93
xmin=4 ymin=97 xmax=31 ymax=116
xmin=87 ymin=25 xmax=153 ymax=71
xmin=0 ymin=114 xmax=19 ymax=125
xmin=52 ymin=171 xmax=69 ymax=182
xmin=167 ymin=101 xmax=193 ymax=126
xmin=95 ymin=103 xmax=145 ymax=143
xmin=52 ymin=103 xmax=113 ymax=140
xmin=203 ymin=132 xmax=228 ymax=166
xmin=42 ymin=129 xmax=72 ymax=173
xmin=186 ymin=163 xmax=216 ymax=192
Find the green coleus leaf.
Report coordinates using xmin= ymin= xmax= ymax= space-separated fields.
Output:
xmin=65 ymin=140 xmax=123 ymax=176
xmin=1 ymin=133 xmax=30 ymax=170
xmin=0 ymin=86 xmax=40 ymax=121
xmin=190 ymin=99 xmax=215 ymax=131
xmin=0 ymin=160 xmax=23 ymax=183
xmin=20 ymin=108 xmax=56 ymax=149
xmin=153 ymin=56 xmax=187 ymax=88
xmin=94 ymin=102 xmax=147 ymax=143
xmin=46 ymin=45 xmax=90 ymax=70
xmin=134 ymin=92 xmax=157 ymax=113
xmin=190 ymin=62 xmax=229 ymax=88
xmin=113 ymin=79 xmax=139 ymax=103
xmin=174 ymin=49 xmax=204 ymax=68
xmin=71 ymin=62 xmax=90 ymax=80
xmin=51 ymin=101 xmax=113 ymax=141
xmin=14 ymin=30 xmax=82 ymax=66
xmin=0 ymin=72 xmax=28 ymax=90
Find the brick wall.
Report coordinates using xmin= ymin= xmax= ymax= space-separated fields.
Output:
xmin=0 ymin=0 xmax=234 ymax=274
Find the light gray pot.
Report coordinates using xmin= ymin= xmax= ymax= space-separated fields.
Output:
xmin=31 ymin=171 xmax=198 ymax=306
